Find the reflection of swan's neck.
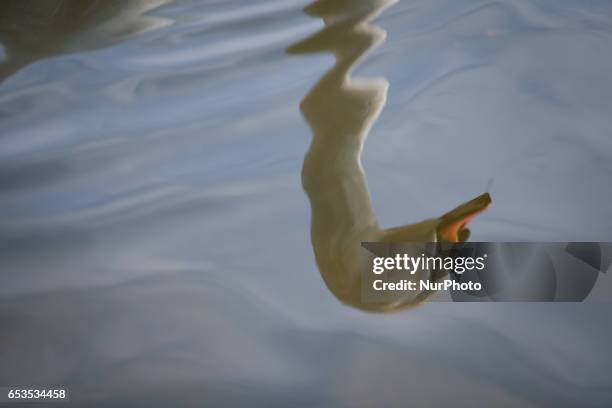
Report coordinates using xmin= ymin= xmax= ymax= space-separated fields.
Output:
xmin=293 ymin=0 xmax=409 ymax=309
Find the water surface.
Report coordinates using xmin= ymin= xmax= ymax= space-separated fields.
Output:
xmin=1 ymin=0 xmax=611 ymax=405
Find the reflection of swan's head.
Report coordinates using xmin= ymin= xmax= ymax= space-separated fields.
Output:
xmin=383 ymin=193 xmax=492 ymax=245
xmin=290 ymin=0 xmax=491 ymax=312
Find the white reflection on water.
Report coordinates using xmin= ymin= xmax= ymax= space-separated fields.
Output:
xmin=0 ymin=0 xmax=611 ymax=406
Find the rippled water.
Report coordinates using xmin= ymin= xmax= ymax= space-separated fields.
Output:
xmin=1 ymin=0 xmax=611 ymax=405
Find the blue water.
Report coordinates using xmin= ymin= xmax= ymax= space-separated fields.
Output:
xmin=0 ymin=0 xmax=611 ymax=405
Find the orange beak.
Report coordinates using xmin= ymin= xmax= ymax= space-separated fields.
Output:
xmin=437 ymin=193 xmax=492 ymax=242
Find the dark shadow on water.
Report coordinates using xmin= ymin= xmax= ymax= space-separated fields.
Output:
xmin=0 ymin=0 xmax=173 ymax=82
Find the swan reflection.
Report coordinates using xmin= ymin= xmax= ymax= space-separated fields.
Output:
xmin=289 ymin=0 xmax=491 ymax=311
